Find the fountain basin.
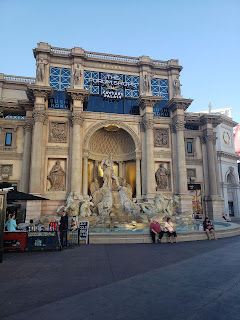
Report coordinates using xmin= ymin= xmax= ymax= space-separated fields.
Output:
xmin=88 ymin=222 xmax=240 ymax=244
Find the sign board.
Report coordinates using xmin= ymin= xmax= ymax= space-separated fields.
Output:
xmin=79 ymin=221 xmax=89 ymax=244
xmin=27 ymin=231 xmax=60 ymax=251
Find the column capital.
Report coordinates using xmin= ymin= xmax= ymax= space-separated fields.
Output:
xmin=69 ymin=112 xmax=83 ymax=126
xmin=200 ymin=114 xmax=221 ymax=128
xmin=27 ymin=84 xmax=53 ymax=101
xmin=167 ymin=97 xmax=193 ymax=113
xmin=136 ymin=96 xmax=162 ymax=110
xmin=83 ymin=149 xmax=89 ymax=158
xmin=136 ymin=151 xmax=142 ymax=160
xmin=32 ymin=110 xmax=48 ymax=123
xmin=202 ymin=129 xmax=215 ymax=143
xmin=66 ymin=88 xmax=90 ymax=102
xmin=23 ymin=121 xmax=33 ymax=134
xmin=141 ymin=113 xmax=154 ymax=131
xmin=171 ymin=114 xmax=185 ymax=132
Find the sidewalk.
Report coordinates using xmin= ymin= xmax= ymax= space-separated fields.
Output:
xmin=1 ymin=236 xmax=240 ymax=319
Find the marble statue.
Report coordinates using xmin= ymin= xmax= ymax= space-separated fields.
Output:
xmin=36 ymin=58 xmax=46 ymax=82
xmin=155 ymin=164 xmax=169 ymax=190
xmin=47 ymin=160 xmax=65 ymax=191
xmin=173 ymin=75 xmax=181 ymax=97
xmin=79 ymin=196 xmax=94 ymax=217
xmin=101 ymin=154 xmax=120 ymax=190
xmin=143 ymin=73 xmax=151 ymax=94
xmin=74 ymin=64 xmax=81 ymax=85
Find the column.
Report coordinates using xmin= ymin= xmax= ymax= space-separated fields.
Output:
xmin=203 ymin=132 xmax=218 ymax=196
xmin=137 ymin=96 xmax=162 ymax=199
xmin=82 ymin=152 xmax=89 ymax=197
xmin=21 ymin=120 xmax=33 ymax=193
xmin=167 ymin=97 xmax=193 ymax=214
xmin=119 ymin=161 xmax=123 ymax=178
xmin=27 ymin=85 xmax=53 ymax=194
xmin=135 ymin=153 xmax=141 ymax=200
xmin=66 ymin=88 xmax=90 ymax=196
xmin=70 ymin=112 xmax=83 ymax=194
xmin=29 ymin=110 xmax=48 ymax=194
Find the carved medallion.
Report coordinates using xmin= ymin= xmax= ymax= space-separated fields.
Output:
xmin=49 ymin=122 xmax=67 ymax=143
xmin=154 ymin=129 xmax=169 ymax=147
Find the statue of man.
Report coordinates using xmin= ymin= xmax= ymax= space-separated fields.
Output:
xmin=155 ymin=164 xmax=169 ymax=190
xmin=101 ymin=154 xmax=120 ymax=190
xmin=36 ymin=58 xmax=46 ymax=82
xmin=143 ymin=73 xmax=151 ymax=94
xmin=74 ymin=64 xmax=81 ymax=85
xmin=173 ymin=75 xmax=181 ymax=97
xmin=47 ymin=160 xmax=65 ymax=191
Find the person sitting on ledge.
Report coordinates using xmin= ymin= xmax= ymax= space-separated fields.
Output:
xmin=149 ymin=218 xmax=165 ymax=243
xmin=165 ymin=217 xmax=178 ymax=243
xmin=203 ymin=217 xmax=217 ymax=240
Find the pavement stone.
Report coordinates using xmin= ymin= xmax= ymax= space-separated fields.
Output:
xmin=1 ymin=236 xmax=240 ymax=319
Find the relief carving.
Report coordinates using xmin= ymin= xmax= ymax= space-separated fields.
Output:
xmin=0 ymin=164 xmax=13 ymax=182
xmin=187 ymin=169 xmax=196 ymax=179
xmin=49 ymin=122 xmax=67 ymax=143
xmin=155 ymin=163 xmax=169 ymax=190
xmin=47 ymin=160 xmax=65 ymax=191
xmin=154 ymin=129 xmax=169 ymax=147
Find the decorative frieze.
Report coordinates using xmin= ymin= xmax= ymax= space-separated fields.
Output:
xmin=69 ymin=112 xmax=83 ymax=126
xmin=186 ymin=158 xmax=202 ymax=165
xmin=0 ymin=164 xmax=13 ymax=182
xmin=49 ymin=121 xmax=68 ymax=143
xmin=154 ymin=128 xmax=169 ymax=147
xmin=187 ymin=168 xmax=196 ymax=178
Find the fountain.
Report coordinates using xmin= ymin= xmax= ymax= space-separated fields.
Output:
xmin=57 ymin=154 xmax=191 ymax=230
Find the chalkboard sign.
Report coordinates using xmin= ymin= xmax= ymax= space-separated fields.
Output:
xmin=79 ymin=221 xmax=89 ymax=244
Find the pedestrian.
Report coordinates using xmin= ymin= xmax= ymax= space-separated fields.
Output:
xmin=149 ymin=218 xmax=165 ymax=243
xmin=59 ymin=210 xmax=68 ymax=246
xmin=5 ymin=214 xmax=17 ymax=232
xmin=165 ymin=217 xmax=178 ymax=243
xmin=203 ymin=217 xmax=217 ymax=240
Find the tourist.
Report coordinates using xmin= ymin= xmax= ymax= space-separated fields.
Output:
xmin=203 ymin=217 xmax=217 ymax=240
xmin=165 ymin=217 xmax=178 ymax=243
xmin=149 ymin=218 xmax=165 ymax=243
xmin=4 ymin=214 xmax=17 ymax=232
xmin=59 ymin=210 xmax=68 ymax=246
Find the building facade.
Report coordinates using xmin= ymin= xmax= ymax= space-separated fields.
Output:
xmin=0 ymin=42 xmax=230 ymax=220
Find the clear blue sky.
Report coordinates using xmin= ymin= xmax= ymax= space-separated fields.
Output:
xmin=1 ymin=0 xmax=239 ymax=123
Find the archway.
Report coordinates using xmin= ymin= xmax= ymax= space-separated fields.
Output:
xmin=83 ymin=122 xmax=141 ymax=198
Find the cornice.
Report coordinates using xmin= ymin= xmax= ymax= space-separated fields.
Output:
xmin=200 ymin=114 xmax=221 ymax=128
xmin=0 ymin=152 xmax=23 ymax=160
xmin=217 ymin=151 xmax=240 ymax=160
xmin=27 ymin=84 xmax=53 ymax=101
xmin=65 ymin=88 xmax=90 ymax=102
xmin=167 ymin=98 xmax=193 ymax=112
xmin=136 ymin=96 xmax=162 ymax=110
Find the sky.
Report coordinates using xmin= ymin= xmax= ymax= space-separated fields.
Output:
xmin=0 ymin=0 xmax=239 ymax=123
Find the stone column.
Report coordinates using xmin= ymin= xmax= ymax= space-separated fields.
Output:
xmin=119 ymin=162 xmax=123 ymax=178
xmin=29 ymin=110 xmax=48 ymax=194
xmin=137 ymin=96 xmax=161 ymax=200
xmin=167 ymin=98 xmax=193 ymax=214
xmin=21 ymin=120 xmax=33 ymax=193
xmin=69 ymin=112 xmax=83 ymax=195
xmin=27 ymin=85 xmax=53 ymax=195
xmin=203 ymin=132 xmax=218 ymax=196
xmin=82 ymin=151 xmax=89 ymax=197
xmin=66 ymin=88 xmax=90 ymax=196
xmin=135 ymin=152 xmax=142 ymax=200
xmin=200 ymin=115 xmax=225 ymax=220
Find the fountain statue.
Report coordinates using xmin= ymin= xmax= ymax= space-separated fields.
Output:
xmin=56 ymin=154 xmax=190 ymax=229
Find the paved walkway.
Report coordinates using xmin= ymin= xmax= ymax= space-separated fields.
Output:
xmin=1 ymin=236 xmax=240 ymax=319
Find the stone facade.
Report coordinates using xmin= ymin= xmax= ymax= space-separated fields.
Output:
xmin=0 ymin=42 xmax=234 ymax=221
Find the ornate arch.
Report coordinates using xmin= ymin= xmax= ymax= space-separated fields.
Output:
xmin=83 ymin=120 xmax=141 ymax=152
xmin=225 ymin=167 xmax=237 ymax=185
